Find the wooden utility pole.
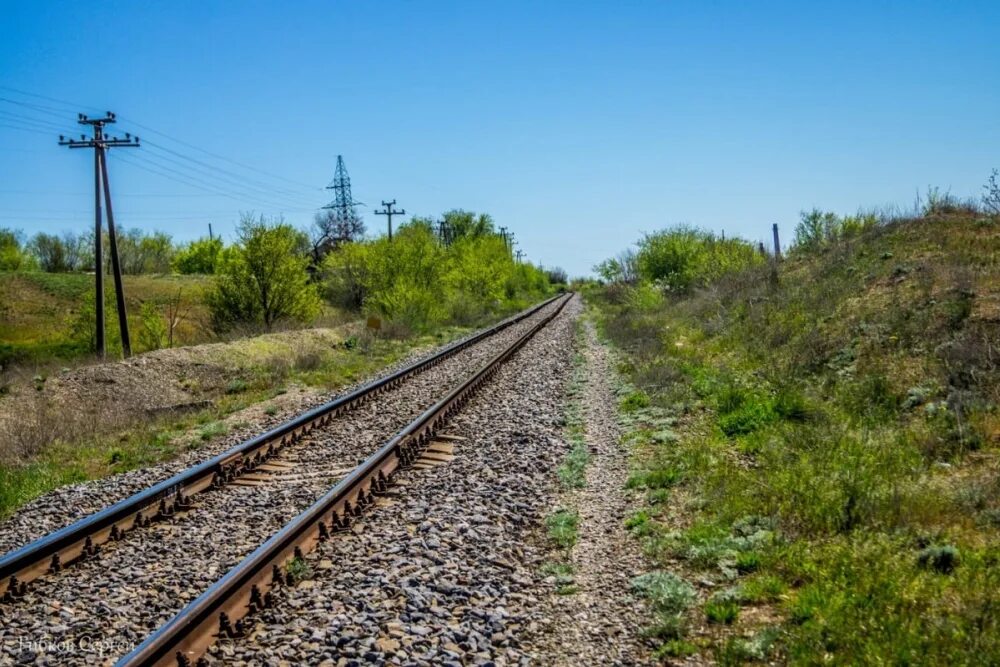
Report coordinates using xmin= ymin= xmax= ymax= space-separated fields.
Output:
xmin=60 ymin=112 xmax=139 ymax=358
xmin=375 ymin=200 xmax=405 ymax=241
xmin=772 ymin=223 xmax=781 ymax=259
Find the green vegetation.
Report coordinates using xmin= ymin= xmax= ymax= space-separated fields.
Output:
xmin=285 ymin=555 xmax=311 ymax=583
xmin=591 ymin=204 xmax=1000 ymax=662
xmin=545 ymin=508 xmax=580 ymax=551
xmin=0 ymin=271 xmax=211 ymax=365
xmin=323 ymin=212 xmax=552 ymax=333
xmin=208 ymin=214 xmax=321 ymax=331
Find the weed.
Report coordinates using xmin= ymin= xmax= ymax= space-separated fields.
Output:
xmin=198 ymin=421 xmax=227 ymax=441
xmin=546 ymin=509 xmax=580 ymax=551
xmin=630 ymin=571 xmax=696 ymax=614
xmin=705 ymin=598 xmax=740 ymax=624
xmin=557 ymin=440 xmax=590 ymax=489
xmin=626 ymin=466 xmax=682 ymax=489
xmin=264 ymin=405 xmax=278 ymax=416
xmin=620 ymin=390 xmax=650 ymax=412
xmin=225 ymin=378 xmax=249 ymax=394
xmin=285 ymin=556 xmax=311 ymax=583
xmin=656 ymin=639 xmax=698 ymax=658
xmin=916 ymin=544 xmax=959 ymax=574
xmin=742 ymin=574 xmax=786 ymax=603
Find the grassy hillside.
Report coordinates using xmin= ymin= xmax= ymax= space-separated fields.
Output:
xmin=0 ymin=272 xmax=212 ymax=365
xmin=591 ymin=213 xmax=1000 ymax=663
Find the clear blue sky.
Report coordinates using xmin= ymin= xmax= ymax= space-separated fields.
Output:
xmin=1 ymin=1 xmax=998 ymax=276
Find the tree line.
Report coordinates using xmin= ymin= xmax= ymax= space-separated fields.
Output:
xmin=1 ymin=209 xmax=563 ymax=352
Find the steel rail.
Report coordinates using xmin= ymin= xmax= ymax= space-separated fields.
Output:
xmin=117 ymin=293 xmax=572 ymax=667
xmin=0 ymin=294 xmax=564 ymax=600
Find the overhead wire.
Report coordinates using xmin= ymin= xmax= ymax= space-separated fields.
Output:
xmin=0 ymin=85 xmax=328 ymax=215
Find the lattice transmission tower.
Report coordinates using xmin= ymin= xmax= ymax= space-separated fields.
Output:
xmin=321 ymin=155 xmax=363 ymax=234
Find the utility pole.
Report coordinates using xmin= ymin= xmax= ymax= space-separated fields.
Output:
xmin=60 ymin=112 xmax=139 ymax=359
xmin=772 ymin=223 xmax=781 ymax=259
xmin=208 ymin=223 xmax=214 ymax=241
xmin=515 ymin=249 xmax=525 ymax=263
xmin=375 ymin=200 xmax=405 ymax=241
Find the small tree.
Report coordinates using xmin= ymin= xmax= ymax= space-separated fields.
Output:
xmin=207 ymin=214 xmax=320 ymax=331
xmin=0 ymin=228 xmax=35 ymax=271
xmin=310 ymin=209 xmax=365 ymax=264
xmin=984 ymin=169 xmax=1000 ymax=215
xmin=30 ymin=232 xmax=71 ymax=272
xmin=173 ymin=237 xmax=223 ymax=274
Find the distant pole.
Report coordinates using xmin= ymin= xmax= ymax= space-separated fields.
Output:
xmin=758 ymin=241 xmax=766 ymax=256
xmin=60 ymin=112 xmax=139 ymax=359
xmin=375 ymin=199 xmax=405 ymax=241
xmin=772 ymin=223 xmax=781 ymax=259
xmin=208 ymin=223 xmax=214 ymax=241
xmin=515 ymin=249 xmax=525 ymax=263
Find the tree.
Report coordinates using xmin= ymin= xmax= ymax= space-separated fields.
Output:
xmin=30 ymin=232 xmax=72 ymax=272
xmin=544 ymin=266 xmax=568 ymax=285
xmin=310 ymin=209 xmax=365 ymax=264
xmin=207 ymin=214 xmax=320 ymax=331
xmin=984 ymin=169 xmax=1000 ymax=215
xmin=116 ymin=228 xmax=175 ymax=274
xmin=0 ymin=228 xmax=35 ymax=271
xmin=173 ymin=237 xmax=223 ymax=274
xmin=441 ymin=210 xmax=495 ymax=240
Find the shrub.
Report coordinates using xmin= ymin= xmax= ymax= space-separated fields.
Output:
xmin=636 ymin=226 xmax=762 ymax=293
xmin=917 ymin=545 xmax=959 ymax=574
xmin=208 ymin=214 xmax=321 ymax=332
xmin=705 ymin=598 xmax=740 ymax=624
xmin=631 ymin=571 xmax=696 ymax=613
xmin=173 ymin=236 xmax=223 ymax=274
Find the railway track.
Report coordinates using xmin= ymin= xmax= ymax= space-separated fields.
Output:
xmin=0 ymin=293 xmax=572 ymax=666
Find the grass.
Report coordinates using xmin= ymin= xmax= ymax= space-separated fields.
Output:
xmin=545 ymin=508 xmax=580 ymax=551
xmin=0 ymin=272 xmax=212 ymax=365
xmin=590 ymin=210 xmax=1000 ymax=662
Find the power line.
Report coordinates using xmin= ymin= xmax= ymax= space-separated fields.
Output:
xmin=108 ymin=151 xmax=319 ymax=213
xmin=139 ymin=141 xmax=320 ymax=205
xmin=116 ymin=115 xmax=324 ymax=193
xmin=0 ymin=85 xmax=326 ymax=206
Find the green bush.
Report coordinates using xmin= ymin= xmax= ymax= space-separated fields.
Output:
xmin=323 ymin=217 xmax=551 ymax=332
xmin=173 ymin=236 xmax=223 ymax=274
xmin=636 ymin=226 xmax=763 ymax=293
xmin=207 ymin=214 xmax=321 ymax=332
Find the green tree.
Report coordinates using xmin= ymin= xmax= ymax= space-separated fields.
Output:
xmin=173 ymin=236 xmax=224 ymax=274
xmin=30 ymin=232 xmax=72 ymax=272
xmin=0 ymin=228 xmax=35 ymax=271
xmin=207 ymin=214 xmax=320 ymax=331
xmin=442 ymin=210 xmax=495 ymax=240
xmin=636 ymin=226 xmax=762 ymax=293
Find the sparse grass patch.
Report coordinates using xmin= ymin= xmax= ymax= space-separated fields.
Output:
xmin=198 ymin=421 xmax=227 ymax=441
xmin=557 ymin=440 xmax=589 ymax=489
xmin=705 ymin=597 xmax=740 ymax=624
xmin=546 ymin=509 xmax=580 ymax=551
